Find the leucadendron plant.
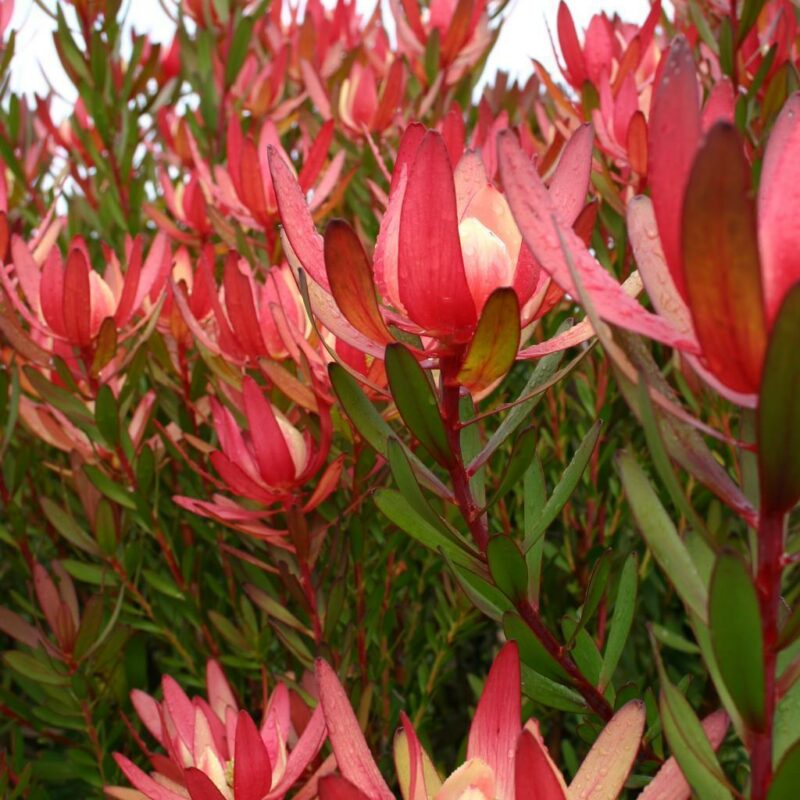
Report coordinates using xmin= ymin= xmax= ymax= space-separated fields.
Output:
xmin=0 ymin=0 xmax=799 ymax=799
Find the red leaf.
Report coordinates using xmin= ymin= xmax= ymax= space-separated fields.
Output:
xmin=318 ymin=776 xmax=372 ymax=800
xmin=62 ymin=248 xmax=92 ymax=347
xmin=758 ymin=91 xmax=800 ymax=325
xmin=268 ymin=145 xmax=329 ymax=290
xmin=315 ymin=659 xmax=394 ymax=800
xmin=234 ymin=710 xmax=273 ymax=800
xmin=648 ymin=36 xmax=701 ymax=300
xmin=467 ymin=642 xmax=521 ymax=800
xmin=515 ymin=728 xmax=567 ymax=800
xmin=223 ymin=255 xmax=266 ymax=356
xmin=681 ymin=123 xmax=767 ymax=394
xmin=184 ymin=768 xmax=227 ymax=800
xmin=398 ymin=131 xmax=476 ymax=337
xmin=242 ymin=377 xmax=296 ymax=486
xmin=557 ymin=1 xmax=586 ymax=86
xmin=324 ymin=220 xmax=393 ymax=346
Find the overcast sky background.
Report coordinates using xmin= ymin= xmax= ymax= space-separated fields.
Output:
xmin=10 ymin=0 xmax=655 ymax=112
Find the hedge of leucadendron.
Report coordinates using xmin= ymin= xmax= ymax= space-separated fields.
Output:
xmin=0 ymin=0 xmax=798 ymax=797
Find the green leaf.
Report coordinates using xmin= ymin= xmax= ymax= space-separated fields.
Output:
xmin=769 ymin=739 xmax=800 ymax=800
xmin=709 ymin=553 xmax=765 ymax=728
xmin=521 ymin=665 xmax=587 ymax=713
xmin=569 ymin=549 xmax=611 ymax=646
xmin=636 ymin=376 xmax=710 ymax=544
xmin=23 ymin=367 xmax=95 ymax=428
xmin=143 ymin=569 xmax=184 ymax=600
xmin=3 ymin=652 xmax=69 ymax=686
xmin=329 ymin=365 xmax=449 ymax=497
xmin=329 ymin=363 xmax=391 ymax=455
xmin=503 ymin=612 xmax=571 ymax=683
xmin=456 ymin=287 xmax=520 ymax=392
xmin=778 ymin=603 xmax=800 ymax=651
xmin=487 ymin=536 xmax=528 ymax=602
xmin=387 ymin=437 xmax=446 ymax=533
xmin=598 ymin=553 xmax=637 ymax=690
xmin=468 ymin=333 xmax=574 ymax=472
xmin=758 ymin=283 xmax=800 ymax=514
xmin=651 ymin=623 xmax=699 ymax=655
xmin=447 ymin=558 xmax=512 ymax=622
xmin=659 ymin=679 xmax=733 ymax=800
xmin=385 ymin=344 xmax=453 ymax=467
xmin=83 ymin=465 xmax=138 ymax=510
xmin=617 ymin=450 xmax=708 ymax=622
xmin=737 ymin=0 xmax=769 ymax=44
xmin=40 ymin=498 xmax=100 ymax=556
xmin=225 ymin=14 xmax=255 ymax=86
xmin=374 ymin=489 xmax=481 ymax=571
xmin=487 ymin=426 xmax=536 ymax=509
xmin=524 ymin=458 xmax=546 ymax=605
xmin=95 ymin=384 xmax=119 ymax=447
xmin=523 ymin=421 xmax=601 ymax=551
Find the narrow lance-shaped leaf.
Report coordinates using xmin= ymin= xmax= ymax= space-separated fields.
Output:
xmin=469 ymin=326 xmax=570 ymax=472
xmin=315 ymin=659 xmax=396 ymax=800
xmin=386 ymin=437 xmax=447 ymax=533
xmin=374 ymin=489 xmax=482 ymax=572
xmin=523 ymin=421 xmax=601 ymax=551
xmin=708 ymin=553 xmax=765 ymax=729
xmin=487 ymin=536 xmax=528 ymax=602
xmin=503 ymin=612 xmax=571 ymax=684
xmin=385 ymin=344 xmax=453 ymax=467
xmin=457 ymin=287 xmax=520 ymax=392
xmin=768 ymin=739 xmax=800 ymax=800
xmin=758 ymin=282 xmax=800 ymax=514
xmin=598 ymin=553 xmax=637 ymax=691
xmin=658 ymin=677 xmax=733 ymax=800
xmin=487 ymin=426 xmax=537 ymax=509
xmin=617 ymin=450 xmax=708 ymax=622
xmin=568 ymin=550 xmax=612 ymax=646
xmin=329 ymin=364 xmax=451 ymax=499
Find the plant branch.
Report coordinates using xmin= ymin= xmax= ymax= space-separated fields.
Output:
xmin=750 ymin=511 xmax=785 ymax=800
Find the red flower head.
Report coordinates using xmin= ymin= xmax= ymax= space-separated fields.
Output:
xmin=108 ymin=660 xmax=326 ymax=800
xmin=270 ymin=121 xmax=593 ymax=392
xmin=173 ymin=376 xmax=334 ymax=537
xmin=389 ymin=0 xmax=493 ymax=87
xmin=315 ymin=642 xmax=728 ymax=800
xmin=0 ymin=230 xmax=171 ymax=383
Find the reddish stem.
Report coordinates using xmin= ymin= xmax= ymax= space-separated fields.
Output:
xmin=440 ymin=360 xmax=489 ymax=553
xmin=517 ymin=599 xmax=613 ymax=721
xmin=750 ymin=511 xmax=785 ymax=799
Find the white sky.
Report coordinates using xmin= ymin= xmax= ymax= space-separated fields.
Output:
xmin=10 ymin=0 xmax=654 ymax=111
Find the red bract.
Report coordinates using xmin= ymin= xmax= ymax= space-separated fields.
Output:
xmin=270 ymin=121 xmax=592 ymax=387
xmin=107 ymin=660 xmax=326 ymax=800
